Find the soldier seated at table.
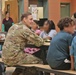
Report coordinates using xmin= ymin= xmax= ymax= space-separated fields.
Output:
xmin=2 ymin=12 xmax=44 ymax=75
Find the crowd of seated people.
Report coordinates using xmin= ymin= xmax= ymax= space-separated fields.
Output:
xmin=1 ymin=11 xmax=76 ymax=75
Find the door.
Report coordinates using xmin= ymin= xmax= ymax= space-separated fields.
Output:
xmin=60 ymin=3 xmax=70 ymax=18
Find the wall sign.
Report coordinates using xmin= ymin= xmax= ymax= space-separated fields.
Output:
xmin=30 ymin=5 xmax=38 ymax=20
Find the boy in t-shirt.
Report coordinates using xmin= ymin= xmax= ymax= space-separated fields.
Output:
xmin=47 ymin=17 xmax=75 ymax=70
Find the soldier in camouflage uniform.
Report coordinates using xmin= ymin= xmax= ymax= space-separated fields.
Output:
xmin=2 ymin=12 xmax=44 ymax=75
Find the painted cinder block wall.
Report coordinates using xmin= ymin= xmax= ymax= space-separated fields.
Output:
xmin=48 ymin=0 xmax=60 ymax=31
xmin=71 ymin=0 xmax=76 ymax=15
xmin=1 ymin=0 xmax=76 ymax=31
xmin=46 ymin=0 xmax=76 ymax=31
xmin=60 ymin=0 xmax=76 ymax=16
xmin=25 ymin=0 xmax=76 ymax=31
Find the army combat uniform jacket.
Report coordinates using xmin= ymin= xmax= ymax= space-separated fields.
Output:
xmin=2 ymin=22 xmax=44 ymax=66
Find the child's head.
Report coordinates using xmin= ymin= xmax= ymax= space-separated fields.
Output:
xmin=57 ymin=17 xmax=75 ymax=34
xmin=43 ymin=20 xmax=55 ymax=33
xmin=32 ymin=20 xmax=39 ymax=30
xmin=32 ymin=20 xmax=38 ymax=30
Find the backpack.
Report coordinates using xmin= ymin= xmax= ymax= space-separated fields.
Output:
xmin=0 ymin=62 xmax=6 ymax=75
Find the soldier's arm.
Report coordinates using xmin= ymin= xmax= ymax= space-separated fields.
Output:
xmin=23 ymin=28 xmax=44 ymax=47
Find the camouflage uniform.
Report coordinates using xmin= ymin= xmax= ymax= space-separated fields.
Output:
xmin=2 ymin=22 xmax=44 ymax=66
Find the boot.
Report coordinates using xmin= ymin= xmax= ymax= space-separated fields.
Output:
xmin=12 ymin=68 xmax=23 ymax=75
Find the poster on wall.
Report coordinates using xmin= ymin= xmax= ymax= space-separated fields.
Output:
xmin=30 ymin=5 xmax=38 ymax=20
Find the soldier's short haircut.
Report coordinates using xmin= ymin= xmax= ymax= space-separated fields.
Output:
xmin=21 ymin=12 xmax=32 ymax=21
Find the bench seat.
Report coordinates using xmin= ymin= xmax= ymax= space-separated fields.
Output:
xmin=0 ymin=58 xmax=76 ymax=75
xmin=16 ymin=64 xmax=76 ymax=75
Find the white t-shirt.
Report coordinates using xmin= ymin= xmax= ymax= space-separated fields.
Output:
xmin=40 ymin=30 xmax=57 ymax=38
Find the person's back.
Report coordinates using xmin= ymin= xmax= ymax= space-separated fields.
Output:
xmin=47 ymin=17 xmax=74 ymax=70
xmin=47 ymin=31 xmax=72 ymax=68
xmin=72 ymin=12 xmax=76 ymax=37
xmin=2 ymin=23 xmax=25 ymax=65
xmin=70 ymin=36 xmax=76 ymax=70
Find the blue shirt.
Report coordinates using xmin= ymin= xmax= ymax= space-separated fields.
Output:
xmin=47 ymin=31 xmax=73 ymax=68
xmin=70 ymin=36 xmax=76 ymax=70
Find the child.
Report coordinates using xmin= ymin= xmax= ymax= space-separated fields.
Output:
xmin=31 ymin=20 xmax=41 ymax=35
xmin=24 ymin=20 xmax=41 ymax=54
xmin=72 ymin=12 xmax=76 ymax=37
xmin=40 ymin=20 xmax=57 ymax=40
xmin=47 ymin=17 xmax=75 ymax=70
xmin=70 ymin=36 xmax=76 ymax=70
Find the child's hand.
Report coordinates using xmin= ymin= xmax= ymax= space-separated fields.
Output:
xmin=35 ymin=30 xmax=41 ymax=36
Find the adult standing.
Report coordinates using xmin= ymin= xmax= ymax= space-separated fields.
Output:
xmin=2 ymin=11 xmax=14 ymax=32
